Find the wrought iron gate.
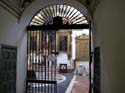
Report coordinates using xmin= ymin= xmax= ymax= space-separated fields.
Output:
xmin=26 ymin=5 xmax=91 ymax=92
xmin=26 ymin=30 xmax=57 ymax=93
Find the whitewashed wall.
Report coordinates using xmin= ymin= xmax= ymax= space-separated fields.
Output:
xmin=0 ymin=7 xmax=19 ymax=46
xmin=72 ymin=29 xmax=89 ymax=60
xmin=94 ymin=0 xmax=125 ymax=92
xmin=0 ymin=6 xmax=27 ymax=93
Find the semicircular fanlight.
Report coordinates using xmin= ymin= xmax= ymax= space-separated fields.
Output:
xmin=30 ymin=4 xmax=88 ymax=25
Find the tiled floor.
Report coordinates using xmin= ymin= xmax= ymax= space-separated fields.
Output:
xmin=71 ymin=76 xmax=89 ymax=93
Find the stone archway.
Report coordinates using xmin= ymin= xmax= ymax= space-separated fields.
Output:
xmin=19 ymin=0 xmax=93 ymax=93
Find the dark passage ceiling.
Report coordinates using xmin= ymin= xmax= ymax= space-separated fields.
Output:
xmin=0 ymin=0 xmax=100 ymax=18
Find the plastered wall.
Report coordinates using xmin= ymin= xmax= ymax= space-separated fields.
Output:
xmin=94 ymin=0 xmax=125 ymax=92
xmin=0 ymin=6 xmax=27 ymax=93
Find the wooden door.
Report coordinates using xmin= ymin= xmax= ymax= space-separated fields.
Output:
xmin=76 ymin=34 xmax=89 ymax=61
xmin=0 ymin=44 xmax=17 ymax=93
xmin=94 ymin=47 xmax=100 ymax=93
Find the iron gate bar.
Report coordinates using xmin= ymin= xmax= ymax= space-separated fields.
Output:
xmin=68 ymin=8 xmax=76 ymax=19
xmin=39 ymin=12 xmax=46 ymax=22
xmin=30 ymin=5 xmax=88 ymax=25
xmin=74 ymin=19 xmax=86 ymax=24
xmin=68 ymin=9 xmax=77 ymax=21
xmin=45 ymin=8 xmax=50 ymax=20
xmin=39 ymin=11 xmax=48 ymax=22
xmin=27 ymin=80 xmax=57 ymax=84
xmin=33 ymin=17 xmax=43 ymax=23
xmin=34 ymin=30 xmax=37 ymax=92
xmin=53 ymin=5 xmax=56 ymax=17
xmin=41 ymin=31 xmax=43 ymax=93
xmin=62 ymin=5 xmax=65 ymax=17
xmin=66 ymin=6 xmax=72 ymax=18
xmin=63 ymin=5 xmax=66 ymax=17
xmin=37 ymin=14 xmax=44 ymax=22
xmin=72 ymin=16 xmax=85 ymax=23
xmin=48 ymin=7 xmax=53 ymax=19
xmin=64 ymin=5 xmax=68 ymax=18
xmin=31 ymin=20 xmax=40 ymax=25
xmin=26 ymin=30 xmax=58 ymax=93
xmin=42 ymin=9 xmax=49 ymax=21
xmin=36 ymin=30 xmax=38 ymax=92
xmin=47 ymin=32 xmax=49 ymax=93
xmin=27 ymin=24 xmax=89 ymax=30
xmin=52 ymin=5 xmax=55 ymax=17
xmin=63 ymin=5 xmax=67 ymax=18
xmin=45 ymin=32 xmax=47 ymax=92
xmin=89 ymin=21 xmax=92 ymax=93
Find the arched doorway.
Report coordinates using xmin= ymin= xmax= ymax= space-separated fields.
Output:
xmin=26 ymin=4 xmax=92 ymax=93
